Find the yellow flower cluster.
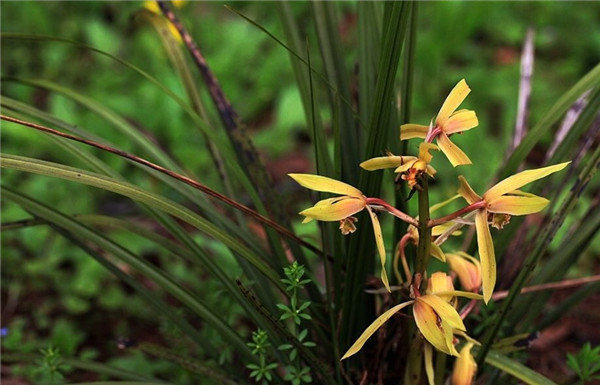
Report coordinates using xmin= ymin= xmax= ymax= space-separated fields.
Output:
xmin=289 ymin=79 xmax=569 ymax=384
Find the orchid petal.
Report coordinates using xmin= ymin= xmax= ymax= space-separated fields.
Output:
xmin=444 ymin=110 xmax=478 ymax=134
xmin=438 ymin=132 xmax=472 ymax=167
xmin=487 ymin=195 xmax=549 ymax=215
xmin=400 ymin=124 xmax=429 ymax=140
xmin=432 ymin=222 xmax=459 ymax=236
xmin=429 ymin=272 xmax=454 ymax=293
xmin=455 ymin=251 xmax=481 ymax=266
xmin=457 ymin=176 xmax=482 ymax=204
xmin=367 ymin=206 xmax=390 ymax=292
xmin=431 ymin=194 xmax=462 ymax=213
xmin=360 ymin=155 xmax=406 ymax=171
xmin=452 ymin=342 xmax=477 ymax=385
xmin=431 ymin=243 xmax=446 ymax=262
xmin=395 ymin=159 xmax=418 ymax=174
xmin=442 ymin=318 xmax=460 ymax=356
xmin=299 ymin=197 xmax=365 ymax=222
xmin=447 ymin=253 xmax=481 ymax=292
xmin=483 ymin=162 xmax=570 ymax=201
xmin=436 ymin=79 xmax=471 ymax=127
xmin=418 ymin=295 xmax=466 ymax=331
xmin=289 ymin=173 xmax=363 ymax=198
xmin=341 ymin=301 xmax=414 ymax=360
xmin=413 ymin=300 xmax=452 ymax=355
xmin=426 ymin=165 xmax=437 ymax=177
xmin=475 ymin=210 xmax=495 ymax=303
xmin=432 ymin=291 xmax=483 ymax=300
xmin=424 ymin=343 xmax=435 ymax=385
xmin=418 ymin=142 xmax=439 ymax=163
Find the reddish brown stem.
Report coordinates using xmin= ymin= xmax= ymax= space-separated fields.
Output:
xmin=399 ymin=233 xmax=413 ymax=284
xmin=366 ymin=197 xmax=419 ymax=227
xmin=459 ymin=299 xmax=479 ymax=320
xmin=425 ymin=126 xmax=442 ymax=143
xmin=491 ymin=275 xmax=600 ymax=301
xmin=427 ymin=200 xmax=486 ymax=228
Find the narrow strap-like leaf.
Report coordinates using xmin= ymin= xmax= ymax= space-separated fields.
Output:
xmin=0 ymin=153 xmax=284 ymax=291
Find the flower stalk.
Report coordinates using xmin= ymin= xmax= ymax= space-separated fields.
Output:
xmin=415 ymin=176 xmax=432 ymax=281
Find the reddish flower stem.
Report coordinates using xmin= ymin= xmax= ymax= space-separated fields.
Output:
xmin=491 ymin=275 xmax=600 ymax=301
xmin=425 ymin=126 xmax=442 ymax=143
xmin=366 ymin=197 xmax=419 ymax=227
xmin=459 ymin=299 xmax=479 ymax=320
xmin=396 ymin=233 xmax=413 ymax=284
xmin=427 ymin=200 xmax=486 ymax=228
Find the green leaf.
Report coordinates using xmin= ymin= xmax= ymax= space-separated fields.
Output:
xmin=1 ymin=186 xmax=255 ymax=363
xmin=501 ymin=63 xmax=600 ymax=179
xmin=342 ymin=0 xmax=410 ymax=352
xmin=472 ymin=347 xmax=558 ymax=385
xmin=0 ymin=153 xmax=283 ymax=291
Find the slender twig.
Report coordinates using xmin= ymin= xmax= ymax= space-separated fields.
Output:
xmin=491 ymin=275 xmax=600 ymax=301
xmin=156 ymin=1 xmax=238 ymax=137
xmin=0 ymin=115 xmax=324 ymax=257
xmin=512 ymin=28 xmax=535 ymax=151
xmin=392 ymin=233 xmax=413 ymax=285
xmin=156 ymin=1 xmax=293 ymax=232
xmin=544 ymin=91 xmax=590 ymax=163
xmin=459 ymin=299 xmax=479 ymax=320
xmin=399 ymin=233 xmax=413 ymax=283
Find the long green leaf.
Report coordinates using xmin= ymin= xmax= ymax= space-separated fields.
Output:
xmin=394 ymin=1 xmax=417 ymax=246
xmin=342 ymin=1 xmax=410 ymax=351
xmin=2 ymin=186 xmax=255 ymax=363
xmin=500 ymin=63 xmax=600 ymax=179
xmin=510 ymin=202 xmax=600 ymax=329
xmin=2 ymin=105 xmax=278 ymax=314
xmin=1 ymin=98 xmax=266 ymax=257
xmin=311 ymin=2 xmax=359 ymax=185
xmin=156 ymin=3 xmax=297 ymax=267
xmin=136 ymin=9 xmax=235 ymax=204
xmin=0 ymin=154 xmax=283 ymax=291
xmin=470 ymin=347 xmax=558 ymax=385
xmin=0 ymin=34 xmax=276 ymax=244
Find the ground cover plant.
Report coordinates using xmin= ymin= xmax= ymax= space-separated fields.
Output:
xmin=1 ymin=1 xmax=599 ymax=384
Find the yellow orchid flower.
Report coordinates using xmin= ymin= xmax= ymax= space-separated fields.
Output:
xmin=289 ymin=173 xmax=390 ymax=292
xmin=361 ymin=143 xmax=438 ymax=190
xmin=341 ymin=272 xmax=482 ymax=360
xmin=452 ymin=342 xmax=477 ymax=385
xmin=414 ymin=272 xmax=465 ymax=356
xmin=446 ymin=252 xmax=482 ymax=292
xmin=400 ymin=79 xmax=479 ymax=167
xmin=457 ymin=162 xmax=570 ymax=302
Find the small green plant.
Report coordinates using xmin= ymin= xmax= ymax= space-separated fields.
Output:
xmin=567 ymin=343 xmax=600 ymax=385
xmin=34 ymin=346 xmax=68 ymax=385
xmin=246 ymin=329 xmax=278 ymax=385
xmin=278 ymin=262 xmax=315 ymax=384
xmin=247 ymin=262 xmax=315 ymax=385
